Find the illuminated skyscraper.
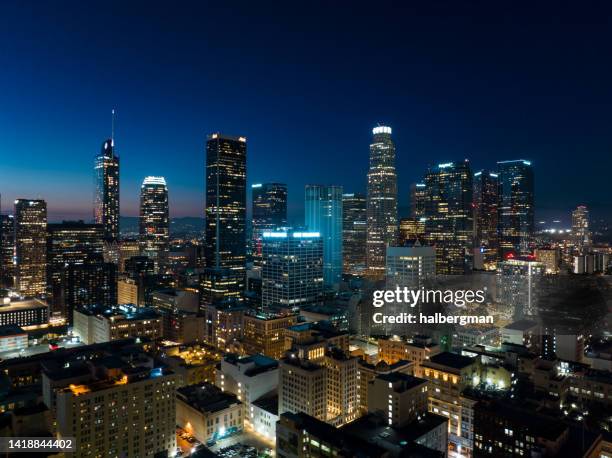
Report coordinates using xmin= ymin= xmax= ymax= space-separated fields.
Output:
xmin=47 ymin=221 xmax=104 ymax=316
xmin=473 ymin=170 xmax=499 ymax=268
xmin=14 ymin=199 xmax=47 ymax=296
xmin=0 ymin=213 xmax=15 ymax=288
xmin=305 ymin=185 xmax=343 ymax=288
xmin=94 ymin=138 xmax=120 ymax=241
xmin=399 ymin=217 xmax=425 ymax=244
xmin=423 ymin=161 xmax=473 ymax=274
xmin=342 ymin=193 xmax=366 ymax=273
xmin=366 ymin=125 xmax=398 ymax=276
xmin=204 ymin=133 xmax=247 ymax=294
xmin=497 ymin=159 xmax=534 ymax=257
xmin=261 ymin=230 xmax=323 ymax=308
xmin=571 ymin=205 xmax=591 ymax=253
xmin=139 ymin=176 xmax=169 ymax=270
xmin=252 ymin=182 xmax=287 ymax=257
xmin=410 ymin=183 xmax=427 ymax=218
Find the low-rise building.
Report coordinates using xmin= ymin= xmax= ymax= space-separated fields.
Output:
xmin=0 ymin=325 xmax=28 ymax=353
xmin=73 ymin=303 xmax=163 ymax=344
xmin=176 ymin=382 xmax=242 ymax=444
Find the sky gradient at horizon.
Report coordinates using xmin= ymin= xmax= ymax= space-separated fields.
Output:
xmin=1 ymin=1 xmax=612 ymax=225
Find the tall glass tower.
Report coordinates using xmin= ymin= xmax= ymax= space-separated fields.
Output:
xmin=139 ymin=176 xmax=169 ymax=271
xmin=366 ymin=125 xmax=398 ymax=276
xmin=474 ymin=170 xmax=499 ymax=268
xmin=342 ymin=192 xmax=367 ymax=273
xmin=252 ymin=183 xmax=288 ymax=258
xmin=204 ymin=133 xmax=247 ymax=291
xmin=305 ymin=185 xmax=343 ymax=289
xmin=497 ymin=159 xmax=534 ymax=257
xmin=94 ymin=138 xmax=120 ymax=241
xmin=424 ymin=161 xmax=473 ymax=274
xmin=14 ymin=199 xmax=47 ymax=296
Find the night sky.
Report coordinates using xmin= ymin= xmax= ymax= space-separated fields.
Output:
xmin=1 ymin=1 xmax=612 ymax=224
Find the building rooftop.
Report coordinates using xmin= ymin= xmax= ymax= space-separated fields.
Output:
xmin=340 ymin=412 xmax=448 ymax=453
xmin=177 ymin=383 xmax=241 ymax=414
xmin=426 ymin=352 xmax=475 ymax=370
xmin=281 ymin=412 xmax=388 ymax=457
xmin=76 ymin=303 xmax=161 ymax=321
xmin=0 ymin=298 xmax=47 ymax=312
xmin=223 ymin=354 xmax=278 ymax=376
xmin=476 ymin=400 xmax=567 ymax=441
xmin=504 ymin=320 xmax=539 ymax=331
xmin=252 ymin=394 xmax=278 ymax=416
xmin=375 ymin=372 xmax=427 ymax=391
xmin=0 ymin=324 xmax=27 ymax=337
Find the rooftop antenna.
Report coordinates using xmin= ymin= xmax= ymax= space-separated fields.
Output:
xmin=111 ymin=109 xmax=115 ymax=146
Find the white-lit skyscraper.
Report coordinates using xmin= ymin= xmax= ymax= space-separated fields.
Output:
xmin=366 ymin=125 xmax=398 ymax=276
xmin=305 ymin=185 xmax=343 ymax=289
xmin=139 ymin=176 xmax=169 ymax=271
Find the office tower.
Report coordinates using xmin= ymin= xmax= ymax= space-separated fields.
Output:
xmin=497 ymin=258 xmax=545 ymax=319
xmin=139 ymin=176 xmax=169 ymax=270
xmin=366 ymin=125 xmax=398 ymax=275
xmin=423 ymin=161 xmax=473 ymax=274
xmin=473 ymin=170 xmax=499 ymax=267
xmin=55 ymin=364 xmax=176 ymax=458
xmin=204 ymin=133 xmax=247 ymax=295
xmin=399 ymin=217 xmax=425 ymax=244
xmin=47 ymin=221 xmax=104 ymax=316
xmin=243 ymin=310 xmax=298 ymax=359
xmin=63 ymin=263 xmax=117 ymax=323
xmin=410 ymin=183 xmax=427 ymax=218
xmin=14 ymin=199 xmax=47 ymax=296
xmin=94 ymin=138 xmax=120 ymax=241
xmin=118 ymin=238 xmax=140 ymax=272
xmin=261 ymin=230 xmax=323 ymax=308
xmin=305 ymin=185 xmax=343 ymax=288
xmin=386 ymin=243 xmax=436 ymax=289
xmin=497 ymin=159 xmax=534 ymax=257
xmin=252 ymin=183 xmax=287 ymax=258
xmin=572 ymin=205 xmax=591 ymax=253
xmin=0 ymin=213 xmax=15 ymax=287
xmin=342 ymin=193 xmax=367 ymax=273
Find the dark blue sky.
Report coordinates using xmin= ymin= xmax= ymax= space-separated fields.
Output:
xmin=1 ymin=1 xmax=612 ymax=224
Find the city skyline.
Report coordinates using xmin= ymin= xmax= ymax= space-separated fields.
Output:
xmin=2 ymin=2 xmax=612 ymax=223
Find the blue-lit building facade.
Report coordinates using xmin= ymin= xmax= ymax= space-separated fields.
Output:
xmin=497 ymin=159 xmax=534 ymax=257
xmin=305 ymin=185 xmax=343 ymax=289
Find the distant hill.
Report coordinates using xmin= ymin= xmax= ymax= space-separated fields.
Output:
xmin=120 ymin=216 xmax=204 ymax=236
